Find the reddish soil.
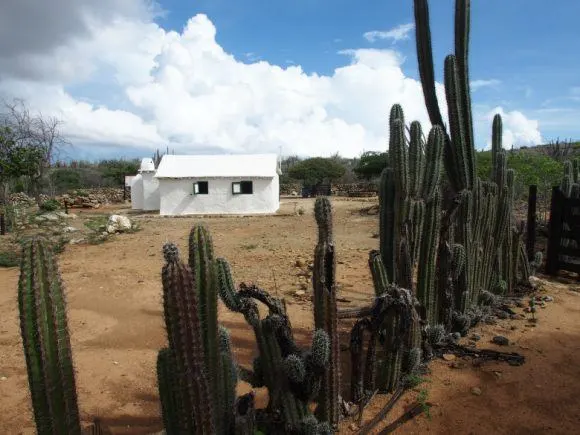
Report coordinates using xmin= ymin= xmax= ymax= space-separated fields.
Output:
xmin=1 ymin=198 xmax=579 ymax=434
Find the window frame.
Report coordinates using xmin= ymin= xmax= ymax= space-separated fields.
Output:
xmin=232 ymin=180 xmax=253 ymax=195
xmin=193 ymin=180 xmax=209 ymax=195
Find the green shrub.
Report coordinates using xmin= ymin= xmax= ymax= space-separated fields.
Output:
xmin=39 ymin=199 xmax=61 ymax=212
xmin=476 ymin=150 xmax=564 ymax=198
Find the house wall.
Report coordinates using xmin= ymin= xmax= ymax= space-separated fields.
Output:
xmin=158 ymin=176 xmax=279 ymax=216
xmin=142 ymin=171 xmax=160 ymax=211
xmin=130 ymin=174 xmax=144 ymax=209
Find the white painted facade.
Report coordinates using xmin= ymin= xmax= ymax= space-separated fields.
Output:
xmin=130 ymin=153 xmax=280 ymax=216
xmin=141 ymin=171 xmax=160 ymax=211
xmin=130 ymin=174 xmax=144 ymax=209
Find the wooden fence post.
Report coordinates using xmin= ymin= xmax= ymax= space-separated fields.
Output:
xmin=545 ymin=186 xmax=564 ymax=275
xmin=526 ymin=185 xmax=537 ymax=261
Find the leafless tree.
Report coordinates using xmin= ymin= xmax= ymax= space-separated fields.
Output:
xmin=0 ymin=98 xmax=69 ymax=198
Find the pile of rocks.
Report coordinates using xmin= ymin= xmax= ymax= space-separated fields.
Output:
xmin=332 ymin=182 xmax=378 ymax=197
xmin=57 ymin=188 xmax=126 ymax=208
xmin=7 ymin=192 xmax=36 ymax=206
xmin=280 ymin=182 xmax=302 ymax=196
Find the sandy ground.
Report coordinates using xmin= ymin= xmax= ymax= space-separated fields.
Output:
xmin=1 ymin=198 xmax=579 ymax=434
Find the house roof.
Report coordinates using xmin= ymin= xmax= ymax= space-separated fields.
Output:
xmin=154 ymin=153 xmax=280 ymax=179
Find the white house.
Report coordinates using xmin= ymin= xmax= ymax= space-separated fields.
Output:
xmin=131 ymin=153 xmax=281 ymax=216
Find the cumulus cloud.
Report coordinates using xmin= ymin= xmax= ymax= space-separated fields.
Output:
xmin=363 ymin=23 xmax=415 ymax=43
xmin=484 ymin=107 xmax=543 ymax=148
xmin=0 ymin=5 xmax=542 ymax=158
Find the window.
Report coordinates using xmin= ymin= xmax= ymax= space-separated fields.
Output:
xmin=232 ymin=180 xmax=253 ymax=195
xmin=193 ymin=181 xmax=209 ymax=194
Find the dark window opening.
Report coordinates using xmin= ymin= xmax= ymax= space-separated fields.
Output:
xmin=232 ymin=180 xmax=253 ymax=195
xmin=194 ymin=181 xmax=209 ymax=194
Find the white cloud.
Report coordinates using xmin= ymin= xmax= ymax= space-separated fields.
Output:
xmin=0 ymin=9 xmax=542 ymax=158
xmin=363 ymin=23 xmax=415 ymax=43
xmin=471 ymin=79 xmax=501 ymax=91
xmin=483 ymin=107 xmax=543 ymax=149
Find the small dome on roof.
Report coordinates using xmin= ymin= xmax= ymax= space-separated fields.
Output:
xmin=140 ymin=158 xmax=155 ymax=172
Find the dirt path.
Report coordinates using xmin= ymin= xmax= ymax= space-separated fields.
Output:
xmin=0 ymin=198 xmax=579 ymax=434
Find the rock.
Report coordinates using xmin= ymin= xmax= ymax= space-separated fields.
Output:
xmin=69 ymin=238 xmax=86 ymax=245
xmin=0 ymin=376 xmax=7 ymax=381
xmin=492 ymin=335 xmax=509 ymax=346
xmin=542 ymin=295 xmax=554 ymax=302
xmin=471 ymin=387 xmax=482 ymax=396
xmin=471 ymin=333 xmax=482 ymax=341
xmin=294 ymin=290 xmax=306 ymax=297
xmin=295 ymin=258 xmax=305 ymax=268
xmin=443 ymin=354 xmax=456 ymax=361
xmin=43 ymin=213 xmax=60 ymax=222
xmin=63 ymin=226 xmax=79 ymax=233
xmin=493 ymin=371 xmax=503 ymax=379
xmin=106 ymin=215 xmax=133 ymax=234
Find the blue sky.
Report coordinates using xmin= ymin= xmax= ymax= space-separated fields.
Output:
xmin=1 ymin=0 xmax=578 ymax=161
xmin=154 ymin=0 xmax=579 ymax=139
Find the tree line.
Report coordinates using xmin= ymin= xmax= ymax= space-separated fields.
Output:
xmin=1 ymin=98 xmax=577 ymax=201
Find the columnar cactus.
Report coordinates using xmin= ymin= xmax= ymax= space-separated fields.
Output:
xmin=410 ymin=0 xmax=533 ymax=324
xmin=312 ymin=197 xmax=340 ymax=428
xmin=188 ymin=224 xmax=221 ymax=428
xmin=161 ymin=243 xmax=215 ymax=434
xmin=18 ymin=237 xmax=82 ymax=434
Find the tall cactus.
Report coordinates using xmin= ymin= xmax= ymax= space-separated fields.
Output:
xmin=18 ymin=237 xmax=81 ymax=435
xmin=312 ymin=197 xmax=340 ymax=428
xmin=410 ymin=0 xmax=533 ymax=323
xmin=188 ymin=224 xmax=221 ymax=430
xmin=161 ymin=242 xmax=214 ymax=434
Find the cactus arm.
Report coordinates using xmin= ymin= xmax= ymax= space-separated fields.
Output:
xmin=454 ymin=0 xmax=476 ymax=187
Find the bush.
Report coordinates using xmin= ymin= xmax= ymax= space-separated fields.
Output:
xmin=476 ymin=149 xmax=564 ymax=198
xmin=39 ymin=199 xmax=61 ymax=212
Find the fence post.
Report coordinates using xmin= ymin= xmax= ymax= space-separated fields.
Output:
xmin=526 ymin=185 xmax=537 ymax=261
xmin=123 ymin=175 xmax=127 ymax=202
xmin=545 ymin=186 xmax=564 ymax=275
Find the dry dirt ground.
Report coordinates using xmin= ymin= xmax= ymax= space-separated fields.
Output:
xmin=1 ymin=198 xmax=579 ymax=434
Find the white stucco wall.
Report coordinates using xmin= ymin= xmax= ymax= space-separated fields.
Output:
xmin=130 ymin=174 xmax=144 ymax=209
xmin=142 ymin=172 xmax=160 ymax=211
xmin=158 ymin=176 xmax=279 ymax=216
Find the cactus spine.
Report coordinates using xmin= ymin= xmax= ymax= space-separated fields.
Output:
xmin=18 ymin=237 xmax=81 ymax=435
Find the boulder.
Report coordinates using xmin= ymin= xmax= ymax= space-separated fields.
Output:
xmin=106 ymin=215 xmax=133 ymax=234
